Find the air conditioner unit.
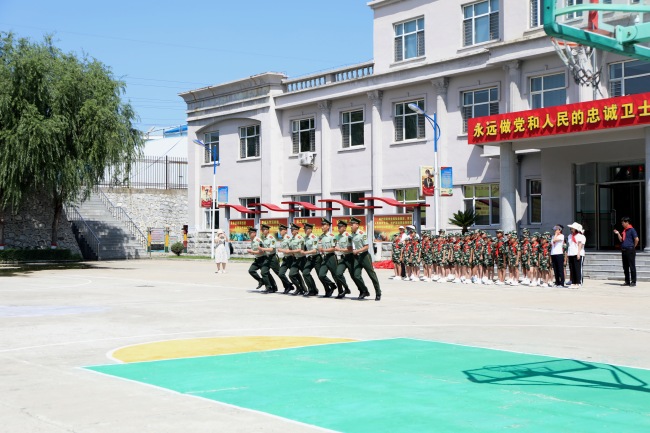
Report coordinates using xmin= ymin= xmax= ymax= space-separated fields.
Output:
xmin=298 ymin=152 xmax=315 ymax=167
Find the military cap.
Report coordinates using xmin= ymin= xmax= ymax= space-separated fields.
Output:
xmin=303 ymin=222 xmax=314 ymax=229
xmin=290 ymin=223 xmax=301 ymax=230
xmin=422 ymin=231 xmax=430 ymax=237
xmin=496 ymin=229 xmax=504 ymax=234
xmin=279 ymin=224 xmax=289 ymax=230
xmin=248 ymin=227 xmax=258 ymax=232
xmin=337 ymin=219 xmax=348 ymax=227
xmin=532 ymin=232 xmax=541 ymax=238
xmin=321 ymin=217 xmax=331 ymax=225
xmin=260 ymin=223 xmax=270 ymax=230
xmin=350 ymin=217 xmax=362 ymax=225
xmin=438 ymin=229 xmax=446 ymax=234
xmin=522 ymin=228 xmax=530 ymax=234
xmin=543 ymin=231 xmax=551 ymax=237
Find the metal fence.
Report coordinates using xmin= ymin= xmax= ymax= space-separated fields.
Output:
xmin=100 ymin=156 xmax=188 ymax=189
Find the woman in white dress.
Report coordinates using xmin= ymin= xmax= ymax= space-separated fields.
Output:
xmin=214 ymin=229 xmax=229 ymax=273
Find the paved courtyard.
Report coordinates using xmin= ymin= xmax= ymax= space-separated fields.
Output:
xmin=1 ymin=259 xmax=649 ymax=432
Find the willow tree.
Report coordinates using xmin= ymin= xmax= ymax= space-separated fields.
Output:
xmin=0 ymin=33 xmax=142 ymax=246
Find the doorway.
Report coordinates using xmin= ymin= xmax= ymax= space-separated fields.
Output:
xmin=597 ymin=182 xmax=644 ymax=250
xmin=575 ymin=162 xmax=645 ymax=250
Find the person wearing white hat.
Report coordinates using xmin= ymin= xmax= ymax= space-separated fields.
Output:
xmin=566 ymin=222 xmax=586 ymax=288
xmin=214 ymin=229 xmax=229 ymax=273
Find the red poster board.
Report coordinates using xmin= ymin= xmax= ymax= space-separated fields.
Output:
xmin=229 ymin=219 xmax=255 ymax=241
xmin=332 ymin=215 xmax=367 ymax=233
xmin=374 ymin=214 xmax=413 ymax=242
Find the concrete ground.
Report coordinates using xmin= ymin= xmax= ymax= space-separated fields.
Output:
xmin=1 ymin=259 xmax=649 ymax=432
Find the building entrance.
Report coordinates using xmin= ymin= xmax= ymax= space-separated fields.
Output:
xmin=575 ymin=162 xmax=645 ymax=250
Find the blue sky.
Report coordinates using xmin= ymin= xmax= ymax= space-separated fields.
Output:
xmin=0 ymin=1 xmax=373 ymax=131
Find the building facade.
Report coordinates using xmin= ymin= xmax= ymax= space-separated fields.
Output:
xmin=181 ymin=0 xmax=650 ymax=252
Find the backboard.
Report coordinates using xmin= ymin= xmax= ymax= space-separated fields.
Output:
xmin=543 ymin=0 xmax=650 ymax=61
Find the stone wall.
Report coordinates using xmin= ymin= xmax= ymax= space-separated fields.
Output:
xmin=2 ymin=198 xmax=81 ymax=255
xmin=101 ymin=187 xmax=188 ymax=245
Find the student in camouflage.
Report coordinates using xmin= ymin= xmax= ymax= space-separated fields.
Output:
xmin=420 ymin=231 xmax=433 ymax=282
xmin=286 ymin=223 xmax=307 ymax=295
xmin=350 ymin=217 xmax=381 ymax=301
xmin=528 ymin=232 xmax=540 ymax=287
xmin=507 ymin=232 xmax=520 ymax=285
xmin=495 ymin=230 xmax=508 ymax=285
xmin=520 ymin=232 xmax=531 ymax=285
xmin=390 ymin=232 xmax=405 ymax=280
xmin=334 ymin=220 xmax=353 ymax=299
xmin=539 ymin=232 xmax=552 ymax=287
xmin=317 ymin=218 xmax=339 ymax=298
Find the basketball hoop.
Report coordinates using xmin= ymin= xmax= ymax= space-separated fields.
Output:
xmin=551 ymin=37 xmax=602 ymax=88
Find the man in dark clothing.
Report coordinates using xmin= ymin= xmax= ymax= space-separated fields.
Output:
xmin=614 ymin=217 xmax=639 ymax=287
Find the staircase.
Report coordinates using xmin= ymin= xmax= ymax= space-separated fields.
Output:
xmin=67 ymin=192 xmax=148 ymax=260
xmin=583 ymin=251 xmax=650 ymax=282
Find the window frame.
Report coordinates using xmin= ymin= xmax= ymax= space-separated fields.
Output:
xmin=239 ymin=125 xmax=260 ymax=159
xmin=394 ymin=17 xmax=425 ymax=62
xmin=461 ymin=87 xmax=499 ymax=133
xmin=609 ymin=59 xmax=650 ymax=97
xmin=341 ymin=191 xmax=366 ymax=216
xmin=529 ymin=0 xmax=542 ymax=28
xmin=565 ymin=0 xmax=583 ymax=21
xmin=291 ymin=117 xmax=315 ymax=154
xmin=203 ymin=131 xmax=219 ymax=164
xmin=395 ymin=188 xmax=426 ymax=226
xmin=394 ymin=99 xmax=426 ymax=142
xmin=239 ymin=197 xmax=259 ymax=219
xmin=341 ymin=109 xmax=365 ymax=148
xmin=203 ymin=207 xmax=219 ymax=231
xmin=292 ymin=195 xmax=316 ymax=217
xmin=463 ymin=0 xmax=500 ymax=47
xmin=527 ymin=179 xmax=542 ymax=225
xmin=463 ymin=183 xmax=500 ymax=226
xmin=529 ymin=72 xmax=567 ymax=109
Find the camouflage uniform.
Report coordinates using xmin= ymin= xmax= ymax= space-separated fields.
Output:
xmin=421 ymin=235 xmax=433 ymax=266
xmin=520 ymin=237 xmax=531 ymax=271
xmin=391 ymin=236 xmax=405 ymax=263
xmin=496 ymin=233 xmax=508 ymax=270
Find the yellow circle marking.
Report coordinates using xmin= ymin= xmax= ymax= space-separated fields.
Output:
xmin=113 ymin=336 xmax=357 ymax=363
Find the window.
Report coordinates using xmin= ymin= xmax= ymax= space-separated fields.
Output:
xmin=609 ymin=59 xmax=650 ymax=97
xmin=529 ymin=0 xmax=542 ymax=28
xmin=565 ymin=0 xmax=583 ymax=20
xmin=239 ymin=197 xmax=259 ymax=219
xmin=341 ymin=110 xmax=365 ymax=148
xmin=239 ymin=125 xmax=260 ymax=159
xmin=203 ymin=207 xmax=219 ymax=231
xmin=341 ymin=192 xmax=366 ymax=216
xmin=463 ymin=183 xmax=500 ymax=226
xmin=394 ymin=99 xmax=425 ymax=142
xmin=461 ymin=87 xmax=499 ymax=133
xmin=395 ymin=188 xmax=426 ymax=226
xmin=530 ymin=73 xmax=566 ymax=109
xmin=394 ymin=17 xmax=425 ymax=62
xmin=463 ymin=0 xmax=499 ymax=46
xmin=291 ymin=118 xmax=315 ymax=154
xmin=203 ymin=131 xmax=219 ymax=164
xmin=527 ymin=180 xmax=542 ymax=224
xmin=293 ymin=195 xmax=316 ymax=217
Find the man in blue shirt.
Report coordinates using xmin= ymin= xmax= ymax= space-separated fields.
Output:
xmin=613 ymin=217 xmax=639 ymax=287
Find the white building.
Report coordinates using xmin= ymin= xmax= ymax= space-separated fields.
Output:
xmin=180 ymin=0 xmax=650 ymax=252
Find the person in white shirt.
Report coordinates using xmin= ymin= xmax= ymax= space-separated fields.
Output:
xmin=550 ymin=225 xmax=565 ymax=287
xmin=566 ymin=222 xmax=586 ymax=288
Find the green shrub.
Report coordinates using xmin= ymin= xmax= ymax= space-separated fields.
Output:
xmin=0 ymin=248 xmax=81 ymax=262
xmin=170 ymin=241 xmax=184 ymax=256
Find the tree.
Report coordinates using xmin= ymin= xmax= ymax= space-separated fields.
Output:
xmin=0 ymin=33 xmax=143 ymax=246
xmin=448 ymin=209 xmax=476 ymax=234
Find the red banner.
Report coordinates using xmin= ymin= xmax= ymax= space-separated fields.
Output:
xmin=373 ymin=214 xmax=412 ymax=242
xmin=468 ymin=92 xmax=650 ymax=144
xmin=260 ymin=218 xmax=289 ymax=237
xmin=332 ymin=216 xmax=366 ymax=233
xmin=293 ymin=217 xmax=325 ymax=236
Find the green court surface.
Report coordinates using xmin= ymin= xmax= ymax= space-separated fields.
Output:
xmin=86 ymin=338 xmax=650 ymax=432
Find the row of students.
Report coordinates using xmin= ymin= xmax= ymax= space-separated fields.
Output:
xmin=390 ymin=228 xmax=566 ymax=287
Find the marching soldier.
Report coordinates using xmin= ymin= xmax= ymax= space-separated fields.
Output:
xmin=246 ymin=227 xmax=274 ymax=292
xmin=258 ymin=223 xmax=279 ymax=293
xmin=318 ymin=218 xmax=340 ymax=298
xmin=301 ymin=223 xmax=320 ymax=296
xmin=350 ymin=217 xmax=381 ymax=301
xmin=276 ymin=223 xmax=295 ymax=294
xmin=287 ymin=223 xmax=307 ymax=295
xmin=334 ymin=220 xmax=353 ymax=299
